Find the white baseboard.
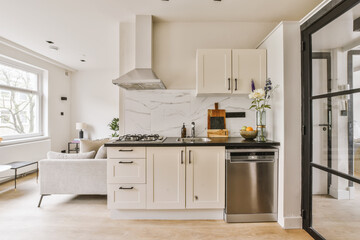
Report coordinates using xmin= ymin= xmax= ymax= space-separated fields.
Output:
xmin=279 ymin=216 xmax=302 ymax=229
xmin=110 ymin=209 xmax=224 ymax=220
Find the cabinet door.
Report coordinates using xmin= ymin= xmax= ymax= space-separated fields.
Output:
xmin=232 ymin=49 xmax=267 ymax=94
xmin=108 ymin=184 xmax=146 ymax=209
xmin=196 ymin=49 xmax=232 ymax=94
xmin=186 ymin=147 xmax=225 ymax=209
xmin=147 ymin=147 xmax=186 ymax=209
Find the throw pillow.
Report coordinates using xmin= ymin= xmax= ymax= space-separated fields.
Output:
xmin=80 ymin=138 xmax=109 ymax=153
xmin=47 ymin=151 xmax=96 ymax=159
xmin=95 ymin=145 xmax=107 ymax=159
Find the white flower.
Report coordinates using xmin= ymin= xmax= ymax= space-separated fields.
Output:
xmin=249 ymin=92 xmax=255 ymax=99
xmin=252 ymin=88 xmax=265 ymax=99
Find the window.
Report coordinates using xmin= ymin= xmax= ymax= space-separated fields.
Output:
xmin=0 ymin=56 xmax=43 ymax=140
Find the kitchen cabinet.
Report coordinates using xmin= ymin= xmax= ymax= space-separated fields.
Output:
xmin=232 ymin=49 xmax=266 ymax=94
xmin=146 ymin=147 xmax=186 ymax=209
xmin=196 ymin=49 xmax=232 ymax=94
xmin=186 ymin=147 xmax=225 ymax=209
xmin=146 ymin=146 xmax=225 ymax=210
xmin=107 ymin=147 xmax=147 ymax=209
xmin=196 ymin=49 xmax=266 ymax=95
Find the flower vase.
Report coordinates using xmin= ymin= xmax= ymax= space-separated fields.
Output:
xmin=256 ymin=110 xmax=266 ymax=142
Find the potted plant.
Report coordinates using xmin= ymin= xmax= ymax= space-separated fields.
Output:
xmin=108 ymin=118 xmax=119 ymax=138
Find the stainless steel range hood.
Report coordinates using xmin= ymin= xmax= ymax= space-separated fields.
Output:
xmin=113 ymin=15 xmax=166 ymax=90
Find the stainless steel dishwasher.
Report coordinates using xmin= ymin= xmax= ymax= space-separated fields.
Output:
xmin=224 ymin=148 xmax=278 ymax=223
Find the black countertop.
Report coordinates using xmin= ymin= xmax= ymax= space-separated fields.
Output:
xmin=105 ymin=137 xmax=280 ymax=148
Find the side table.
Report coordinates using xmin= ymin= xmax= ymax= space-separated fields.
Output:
xmin=68 ymin=141 xmax=80 ymax=153
xmin=6 ymin=161 xmax=39 ymax=189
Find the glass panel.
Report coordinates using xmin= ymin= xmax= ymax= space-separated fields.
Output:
xmin=0 ymin=62 xmax=38 ymax=91
xmin=311 ymin=4 xmax=360 ymax=96
xmin=312 ymin=168 xmax=360 ymax=240
xmin=312 ymin=92 xmax=360 ymax=178
xmin=0 ymin=89 xmax=40 ymax=137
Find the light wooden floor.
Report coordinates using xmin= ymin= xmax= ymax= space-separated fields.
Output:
xmin=312 ymin=172 xmax=360 ymax=240
xmin=0 ymin=173 xmax=313 ymax=240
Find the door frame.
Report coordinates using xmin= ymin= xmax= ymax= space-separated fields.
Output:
xmin=301 ymin=0 xmax=360 ymax=239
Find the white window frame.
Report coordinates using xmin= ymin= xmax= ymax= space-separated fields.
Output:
xmin=0 ymin=55 xmax=44 ymax=141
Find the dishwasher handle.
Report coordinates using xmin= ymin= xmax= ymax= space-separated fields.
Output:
xmin=228 ymin=158 xmax=275 ymax=163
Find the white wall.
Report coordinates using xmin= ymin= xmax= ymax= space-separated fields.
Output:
xmin=258 ymin=22 xmax=302 ymax=229
xmin=70 ymin=69 xmax=119 ymax=140
xmin=153 ymin=22 xmax=277 ymax=89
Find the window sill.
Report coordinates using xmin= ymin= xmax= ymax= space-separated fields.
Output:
xmin=0 ymin=136 xmax=50 ymax=147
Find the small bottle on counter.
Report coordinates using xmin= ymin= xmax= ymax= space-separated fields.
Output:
xmin=181 ymin=123 xmax=186 ymax=138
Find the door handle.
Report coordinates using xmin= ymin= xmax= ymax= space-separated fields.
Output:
xmin=119 ymin=161 xmax=134 ymax=164
xmin=119 ymin=149 xmax=133 ymax=152
xmin=228 ymin=78 xmax=231 ymax=90
xmin=189 ymin=150 xmax=192 ymax=164
xmin=181 ymin=150 xmax=184 ymax=164
xmin=119 ymin=186 xmax=134 ymax=190
xmin=235 ymin=78 xmax=238 ymax=91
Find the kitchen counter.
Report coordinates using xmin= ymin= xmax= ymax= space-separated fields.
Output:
xmin=105 ymin=137 xmax=280 ymax=148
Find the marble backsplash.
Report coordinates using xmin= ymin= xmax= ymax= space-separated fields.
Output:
xmin=123 ymin=90 xmax=257 ymax=137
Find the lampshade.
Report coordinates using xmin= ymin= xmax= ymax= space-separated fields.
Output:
xmin=76 ymin=122 xmax=87 ymax=130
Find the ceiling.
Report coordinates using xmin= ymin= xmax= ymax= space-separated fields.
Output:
xmin=0 ymin=0 xmax=323 ymax=71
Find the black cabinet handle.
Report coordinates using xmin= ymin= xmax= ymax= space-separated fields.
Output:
xmin=181 ymin=150 xmax=184 ymax=164
xmin=119 ymin=187 xmax=134 ymax=190
xmin=228 ymin=78 xmax=231 ymax=90
xmin=119 ymin=149 xmax=133 ymax=152
xmin=119 ymin=161 xmax=134 ymax=164
xmin=189 ymin=150 xmax=192 ymax=164
xmin=235 ymin=78 xmax=238 ymax=91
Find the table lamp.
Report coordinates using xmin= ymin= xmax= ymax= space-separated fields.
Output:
xmin=76 ymin=122 xmax=87 ymax=139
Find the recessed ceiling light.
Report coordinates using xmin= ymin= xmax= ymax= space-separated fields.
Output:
xmin=46 ymin=40 xmax=54 ymax=44
xmin=49 ymin=45 xmax=59 ymax=50
xmin=214 ymin=0 xmax=222 ymax=1
xmin=80 ymin=59 xmax=86 ymax=62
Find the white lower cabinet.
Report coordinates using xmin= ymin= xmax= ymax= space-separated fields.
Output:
xmin=107 ymin=146 xmax=225 ymax=211
xmin=146 ymin=146 xmax=225 ymax=210
xmin=186 ymin=147 xmax=225 ymax=209
xmin=108 ymin=184 xmax=146 ymax=209
xmin=146 ymin=147 xmax=186 ymax=209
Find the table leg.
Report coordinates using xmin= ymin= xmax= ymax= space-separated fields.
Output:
xmin=14 ymin=169 xmax=17 ymax=190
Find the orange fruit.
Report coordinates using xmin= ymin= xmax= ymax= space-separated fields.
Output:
xmin=246 ymin=127 xmax=253 ymax=131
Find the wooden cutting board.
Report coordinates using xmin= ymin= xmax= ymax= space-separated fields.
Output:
xmin=208 ymin=103 xmax=226 ymax=129
xmin=207 ymin=103 xmax=228 ymax=137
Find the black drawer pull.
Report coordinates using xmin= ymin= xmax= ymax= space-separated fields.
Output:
xmin=119 ymin=149 xmax=133 ymax=152
xmin=119 ymin=161 xmax=134 ymax=164
xmin=119 ymin=187 xmax=134 ymax=190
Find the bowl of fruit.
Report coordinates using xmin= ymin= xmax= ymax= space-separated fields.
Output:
xmin=240 ymin=126 xmax=258 ymax=140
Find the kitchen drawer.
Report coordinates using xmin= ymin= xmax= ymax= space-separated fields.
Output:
xmin=107 ymin=147 xmax=146 ymax=159
xmin=107 ymin=158 xmax=146 ymax=184
xmin=107 ymin=184 xmax=146 ymax=209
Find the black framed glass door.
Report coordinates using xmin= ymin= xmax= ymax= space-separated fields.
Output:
xmin=302 ymin=0 xmax=360 ymax=239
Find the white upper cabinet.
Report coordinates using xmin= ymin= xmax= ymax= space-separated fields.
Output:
xmin=196 ymin=49 xmax=267 ymax=95
xmin=196 ymin=49 xmax=232 ymax=94
xmin=146 ymin=147 xmax=186 ymax=209
xmin=186 ymin=147 xmax=225 ymax=209
xmin=232 ymin=49 xmax=267 ymax=94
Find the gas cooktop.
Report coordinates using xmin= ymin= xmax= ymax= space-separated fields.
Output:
xmin=117 ymin=134 xmax=166 ymax=143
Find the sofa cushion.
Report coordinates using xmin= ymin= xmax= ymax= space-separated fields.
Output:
xmin=95 ymin=145 xmax=107 ymax=159
xmin=47 ymin=151 xmax=96 ymax=159
xmin=80 ymin=139 xmax=109 ymax=153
